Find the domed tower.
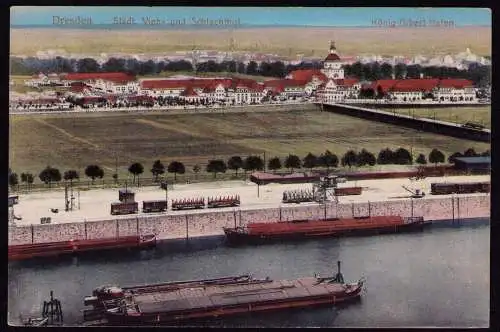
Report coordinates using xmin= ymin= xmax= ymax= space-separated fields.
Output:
xmin=323 ymin=40 xmax=345 ymax=79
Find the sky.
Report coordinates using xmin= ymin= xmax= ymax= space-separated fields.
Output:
xmin=10 ymin=7 xmax=491 ymax=27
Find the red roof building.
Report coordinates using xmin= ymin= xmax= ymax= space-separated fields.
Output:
xmin=287 ymin=69 xmax=328 ymax=82
xmin=61 ymin=72 xmax=135 ymax=83
xmin=333 ymin=78 xmax=360 ymax=87
xmin=438 ymin=79 xmax=474 ymax=89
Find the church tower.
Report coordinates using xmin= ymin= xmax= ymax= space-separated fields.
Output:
xmin=323 ymin=40 xmax=345 ymax=79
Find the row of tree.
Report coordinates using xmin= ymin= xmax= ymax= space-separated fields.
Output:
xmin=8 ymin=147 xmax=489 ymax=190
xmin=11 ymin=56 xmax=490 ymax=87
xmin=10 ymin=56 xmax=319 ymax=79
xmin=343 ymin=62 xmax=491 ymax=87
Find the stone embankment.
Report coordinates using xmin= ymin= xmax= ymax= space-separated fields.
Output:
xmin=8 ymin=195 xmax=489 ymax=245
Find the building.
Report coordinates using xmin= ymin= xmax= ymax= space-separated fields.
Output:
xmin=263 ymin=79 xmax=305 ymax=100
xmin=453 ymin=156 xmax=490 ymax=173
xmin=366 ymin=78 xmax=476 ymax=102
xmin=434 ymin=79 xmax=476 ymax=102
xmin=322 ymin=41 xmax=345 ymax=79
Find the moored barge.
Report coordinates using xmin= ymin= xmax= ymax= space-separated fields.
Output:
xmin=8 ymin=234 xmax=156 ymax=261
xmin=83 ymin=262 xmax=364 ymax=325
xmin=223 ymin=216 xmax=425 ymax=245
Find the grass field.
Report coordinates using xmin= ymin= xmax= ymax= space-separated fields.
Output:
xmin=384 ymin=106 xmax=491 ymax=128
xmin=10 ymin=27 xmax=491 ymax=57
xmin=9 ymin=109 xmax=490 ymax=184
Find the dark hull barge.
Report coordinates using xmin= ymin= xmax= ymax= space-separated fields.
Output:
xmin=83 ymin=263 xmax=364 ymax=325
xmin=223 ymin=216 xmax=425 ymax=245
xmin=8 ymin=235 xmax=156 ymax=261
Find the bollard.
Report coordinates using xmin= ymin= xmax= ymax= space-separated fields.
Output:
xmin=136 ymin=217 xmax=140 ymax=236
xmin=185 ymin=215 xmax=189 ymax=241
xmin=84 ymin=221 xmax=87 ymax=240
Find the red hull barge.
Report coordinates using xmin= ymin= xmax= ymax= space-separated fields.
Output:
xmin=8 ymin=234 xmax=156 ymax=261
xmin=84 ymin=263 xmax=364 ymax=325
xmin=223 ymin=216 xmax=425 ymax=245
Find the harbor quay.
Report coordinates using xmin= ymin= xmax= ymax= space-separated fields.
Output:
xmin=8 ymin=175 xmax=490 ymax=245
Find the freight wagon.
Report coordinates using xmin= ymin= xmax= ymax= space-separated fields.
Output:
xmin=430 ymin=182 xmax=490 ymax=195
xmin=142 ymin=200 xmax=168 ymax=213
xmin=110 ymin=202 xmax=139 ymax=215
xmin=171 ymin=198 xmax=205 ymax=211
xmin=207 ymin=195 xmax=240 ymax=208
xmin=334 ymin=187 xmax=363 ymax=196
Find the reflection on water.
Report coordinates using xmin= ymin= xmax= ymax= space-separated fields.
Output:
xmin=8 ymin=220 xmax=489 ymax=327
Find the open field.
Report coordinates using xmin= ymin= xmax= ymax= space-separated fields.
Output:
xmin=10 ymin=27 xmax=491 ymax=57
xmin=10 ymin=174 xmax=490 ymax=226
xmin=382 ymin=106 xmax=491 ymax=128
xmin=9 ymin=108 xmax=490 ymax=184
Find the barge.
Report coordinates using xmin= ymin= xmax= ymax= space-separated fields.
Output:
xmin=8 ymin=234 xmax=156 ymax=261
xmin=223 ymin=216 xmax=425 ymax=245
xmin=83 ymin=262 xmax=364 ymax=325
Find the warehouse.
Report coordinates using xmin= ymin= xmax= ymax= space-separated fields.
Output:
xmin=453 ymin=156 xmax=491 ymax=173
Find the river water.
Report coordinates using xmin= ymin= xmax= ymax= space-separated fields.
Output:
xmin=8 ymin=220 xmax=489 ymax=328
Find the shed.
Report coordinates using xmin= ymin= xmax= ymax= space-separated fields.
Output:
xmin=453 ymin=156 xmax=490 ymax=173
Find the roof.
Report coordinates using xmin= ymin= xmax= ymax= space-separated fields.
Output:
xmin=366 ymin=78 xmax=473 ymax=93
xmin=333 ymin=78 xmax=360 ymax=87
xmin=439 ymin=79 xmax=474 ymax=89
xmin=287 ymin=69 xmax=327 ymax=83
xmin=141 ymin=78 xmax=234 ymax=91
xmin=180 ymin=86 xmax=199 ymax=97
xmin=392 ymin=79 xmax=440 ymax=92
xmin=324 ymin=53 xmax=341 ymax=62
xmin=264 ymin=79 xmax=306 ymax=92
xmin=453 ymin=156 xmax=491 ymax=164
xmin=62 ymin=72 xmax=135 ymax=82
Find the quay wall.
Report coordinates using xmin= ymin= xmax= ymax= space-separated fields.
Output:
xmin=8 ymin=195 xmax=490 ymax=245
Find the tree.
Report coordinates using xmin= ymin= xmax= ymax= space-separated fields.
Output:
xmin=448 ymin=152 xmax=463 ymax=164
xmin=85 ymin=165 xmax=104 ymax=184
xmin=380 ymin=63 xmax=393 ymax=79
xmin=21 ymin=172 xmax=34 ymax=190
xmin=303 ymin=153 xmax=318 ymax=171
xmin=394 ymin=147 xmax=413 ymax=165
xmin=341 ymin=150 xmax=358 ymax=169
xmin=167 ymin=161 xmax=186 ymax=181
xmin=193 ymin=164 xmax=201 ymax=180
xmin=128 ymin=162 xmax=144 ymax=185
xmin=318 ymin=150 xmax=339 ymax=172
xmin=357 ymin=149 xmax=376 ymax=167
xmin=39 ymin=166 xmax=62 ymax=188
xmin=463 ymin=148 xmax=478 ymax=157
xmin=102 ymin=57 xmax=126 ymax=72
xmin=416 ymin=153 xmax=427 ymax=165
xmin=284 ymin=154 xmax=301 ymax=172
xmin=227 ymin=156 xmax=244 ymax=176
xmin=76 ymin=58 xmax=100 ymax=73
xmin=428 ymin=149 xmax=445 ymax=166
xmin=481 ymin=150 xmax=490 ymax=157
xmin=63 ymin=170 xmax=79 ymax=186
xmin=268 ymin=157 xmax=282 ymax=173
xmin=377 ymin=148 xmax=395 ymax=165
xmin=206 ymin=159 xmax=227 ymax=179
xmin=246 ymin=61 xmax=258 ymax=75
xmin=9 ymin=172 xmax=18 ymax=190
xmin=243 ymin=156 xmax=265 ymax=173
xmin=151 ymin=160 xmax=165 ymax=182
xmin=394 ymin=63 xmax=407 ymax=79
